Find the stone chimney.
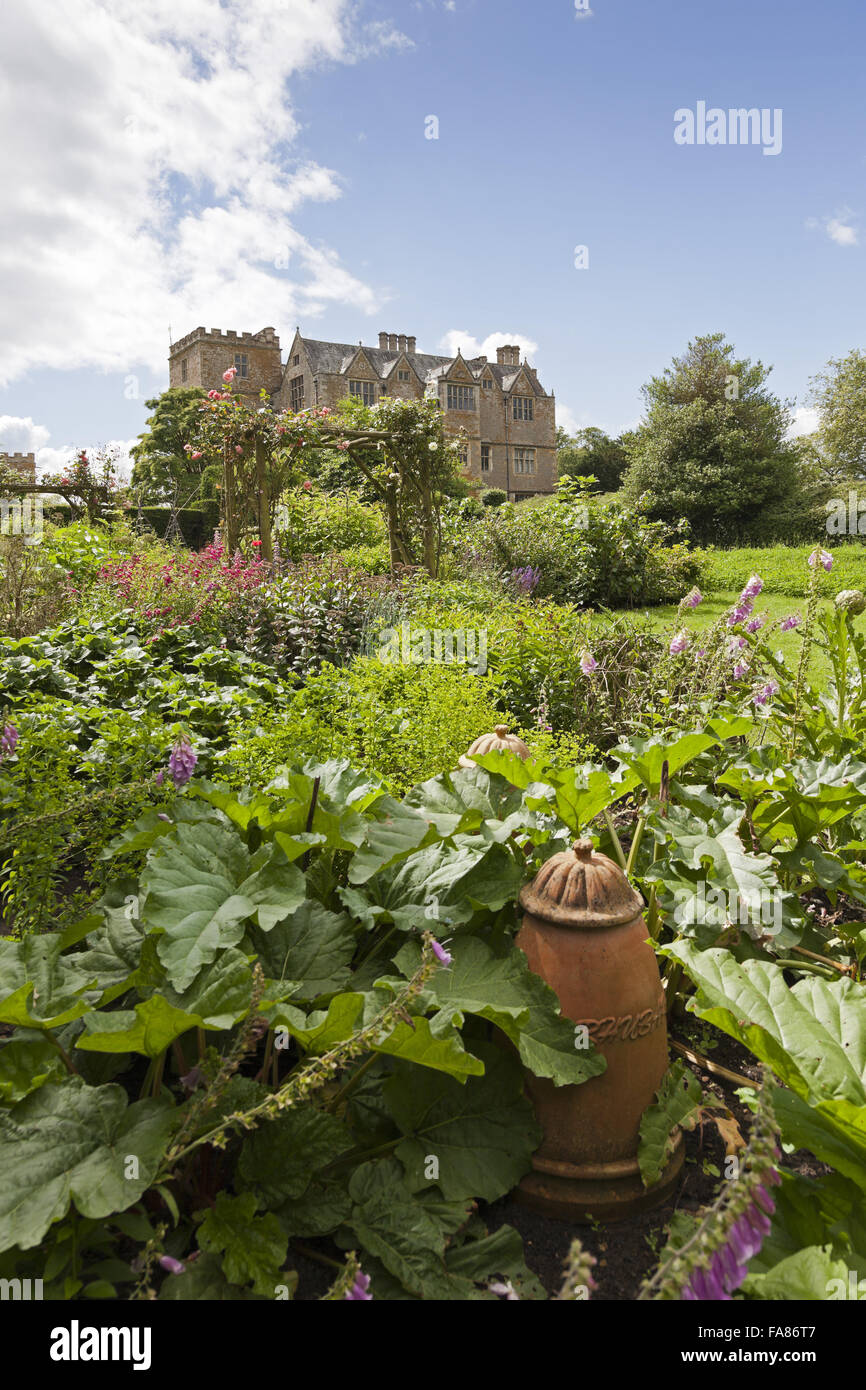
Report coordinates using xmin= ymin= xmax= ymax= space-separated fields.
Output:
xmin=496 ymin=345 xmax=521 ymax=367
xmin=379 ymin=332 xmax=388 ymax=349
xmin=388 ymin=333 xmax=398 ymax=352
xmin=407 ymin=336 xmax=416 ymax=354
xmin=398 ymin=334 xmax=407 ymax=352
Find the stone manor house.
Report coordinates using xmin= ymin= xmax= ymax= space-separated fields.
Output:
xmin=0 ymin=453 xmax=36 ymax=480
xmin=168 ymin=326 xmax=557 ymax=498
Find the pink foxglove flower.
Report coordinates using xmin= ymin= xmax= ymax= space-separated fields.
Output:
xmin=745 ymin=613 xmax=766 ymax=633
xmin=167 ymin=737 xmax=197 ymax=787
xmin=0 ymin=724 xmax=18 ymax=759
xmin=580 ymin=651 xmax=598 ymax=675
xmin=740 ymin=575 xmax=764 ymax=600
xmin=733 ymin=660 xmax=750 ymax=680
xmin=727 ymin=598 xmax=754 ymax=627
xmin=752 ymin=681 xmax=779 ymax=707
xmin=431 ymin=938 xmax=452 ymax=966
xmin=809 ymin=548 xmax=833 ymax=572
xmin=683 ymin=587 xmax=702 ymax=608
xmin=669 ymin=630 xmax=690 ymax=655
xmin=344 ymin=1271 xmax=372 ymax=1301
xmin=159 ymin=1255 xmax=186 ymax=1275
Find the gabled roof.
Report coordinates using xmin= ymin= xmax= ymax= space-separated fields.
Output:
xmin=300 ymin=336 xmax=452 ymax=380
xmin=295 ymin=335 xmax=550 ymax=395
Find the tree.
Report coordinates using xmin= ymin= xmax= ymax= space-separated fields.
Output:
xmin=557 ymin=426 xmax=630 ymax=492
xmin=130 ymin=388 xmax=208 ymax=500
xmin=620 ymin=333 xmax=803 ymax=542
xmin=808 ymin=349 xmax=866 ymax=477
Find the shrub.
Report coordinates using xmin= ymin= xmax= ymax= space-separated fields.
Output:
xmin=481 ymin=488 xmax=507 ymax=507
xmin=479 ymin=493 xmax=703 ymax=608
xmin=277 ymin=487 xmax=385 ymax=561
xmin=220 ymin=656 xmax=511 ymax=792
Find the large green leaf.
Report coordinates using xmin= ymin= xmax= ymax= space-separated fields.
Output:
xmin=384 ymin=1043 xmax=541 ymax=1202
xmin=0 ymin=1034 xmax=65 ymax=1105
xmin=238 ymin=1106 xmax=353 ymax=1206
xmin=0 ymin=1079 xmax=176 ymax=1251
xmin=141 ymin=821 xmax=304 ymax=990
xmin=743 ymin=1245 xmax=853 ymax=1301
xmin=663 ymin=942 xmax=866 ymax=1106
xmin=348 ymin=797 xmax=440 ymax=884
xmin=344 ymin=1160 xmax=481 ymax=1300
xmin=392 ymin=936 xmax=605 ymax=1086
xmin=77 ymin=948 xmax=258 ymax=1056
xmin=637 ymin=1061 xmax=702 ymax=1187
xmin=196 ymin=1192 xmax=287 ymax=1298
xmin=0 ymin=935 xmax=98 ymax=1029
xmin=246 ymin=899 xmax=356 ymax=999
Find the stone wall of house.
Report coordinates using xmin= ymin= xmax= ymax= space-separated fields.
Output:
xmin=169 ymin=327 xmax=282 ymax=397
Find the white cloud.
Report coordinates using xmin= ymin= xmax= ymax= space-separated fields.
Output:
xmin=0 ymin=0 xmax=411 ymax=388
xmin=826 ymin=217 xmax=858 ymax=247
xmin=806 ymin=210 xmax=859 ymax=247
xmin=788 ymin=406 xmax=820 ymax=439
xmin=0 ymin=415 xmax=51 ymax=454
xmin=438 ymin=329 xmax=540 ymax=363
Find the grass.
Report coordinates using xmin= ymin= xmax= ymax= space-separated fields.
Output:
xmin=700 ymin=542 xmax=866 ymax=597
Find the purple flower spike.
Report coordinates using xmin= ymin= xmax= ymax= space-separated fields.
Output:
xmin=159 ymin=1255 xmax=186 ymax=1275
xmin=431 ymin=938 xmax=453 ymax=966
xmin=753 ymin=1184 xmax=776 ymax=1216
xmin=684 ymin=587 xmax=703 ymax=608
xmin=167 ymin=737 xmax=197 ymax=787
xmin=345 ymin=1271 xmax=373 ymax=1301
xmin=779 ymin=613 xmax=801 ymax=632
xmin=669 ymin=630 xmax=690 ymax=655
xmin=0 ymin=724 xmax=18 ymax=759
xmin=580 ymin=651 xmax=598 ymax=675
xmin=741 ymin=575 xmax=764 ymax=600
xmin=809 ymin=548 xmax=833 ymax=572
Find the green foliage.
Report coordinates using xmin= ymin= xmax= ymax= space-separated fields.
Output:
xmin=130 ymin=387 xmax=209 ymax=501
xmin=278 ymin=487 xmax=385 ymax=561
xmin=479 ymin=484 xmax=702 ymax=608
xmin=557 ymin=425 xmax=630 ymax=492
xmin=221 ymin=656 xmax=510 ymax=793
xmin=621 ymin=333 xmax=808 ymax=543
xmin=809 ymin=348 xmax=866 ymax=477
xmin=0 ymin=763 xmax=605 ymax=1299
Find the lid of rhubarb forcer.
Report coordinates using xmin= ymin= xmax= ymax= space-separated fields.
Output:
xmin=518 ymin=837 xmax=645 ymax=929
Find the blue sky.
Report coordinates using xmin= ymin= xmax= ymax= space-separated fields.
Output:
xmin=0 ymin=0 xmax=863 ymax=473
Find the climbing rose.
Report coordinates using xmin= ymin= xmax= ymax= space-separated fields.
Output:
xmin=669 ymin=630 xmax=689 ymax=655
xmin=0 ymin=724 xmax=18 ymax=758
xmin=344 ymin=1271 xmax=372 ymax=1301
xmin=580 ymin=651 xmax=598 ymax=675
xmin=167 ymin=738 xmax=197 ymax=787
xmin=223 ymin=367 xmax=238 ymax=382
xmin=191 ymin=450 xmax=203 ymax=460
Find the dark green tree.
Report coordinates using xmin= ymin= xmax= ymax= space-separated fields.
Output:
xmin=808 ymin=348 xmax=866 ymax=478
xmin=620 ymin=333 xmax=803 ymax=542
xmin=557 ymin=426 xmax=630 ymax=492
xmin=130 ymin=388 xmax=208 ymax=501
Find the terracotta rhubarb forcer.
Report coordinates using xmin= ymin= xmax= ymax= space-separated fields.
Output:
xmin=458 ymin=724 xmax=531 ymax=770
xmin=514 ymin=836 xmax=684 ymax=1221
